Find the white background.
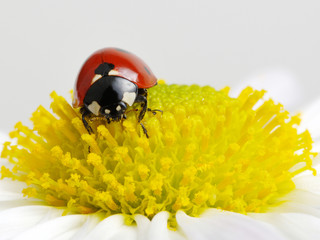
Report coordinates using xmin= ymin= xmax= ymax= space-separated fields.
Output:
xmin=0 ymin=0 xmax=319 ymax=134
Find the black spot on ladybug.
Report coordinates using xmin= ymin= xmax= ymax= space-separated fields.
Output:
xmin=144 ymin=66 xmax=151 ymax=76
xmin=95 ymin=63 xmax=115 ymax=76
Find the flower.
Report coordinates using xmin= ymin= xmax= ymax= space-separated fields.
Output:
xmin=1 ymin=81 xmax=320 ymax=239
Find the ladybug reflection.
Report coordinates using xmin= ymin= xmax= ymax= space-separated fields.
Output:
xmin=73 ymin=48 xmax=161 ymax=137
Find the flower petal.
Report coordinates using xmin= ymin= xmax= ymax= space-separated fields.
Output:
xmin=0 ymin=178 xmax=43 ymax=211
xmin=0 ymin=132 xmax=9 ymax=145
xmin=0 ymin=205 xmax=63 ymax=239
xmin=70 ymin=214 xmax=101 ymax=239
xmin=299 ymin=97 xmax=320 ymax=138
xmin=298 ymin=96 xmax=320 ymax=153
xmin=104 ymin=225 xmax=137 ymax=240
xmin=146 ymin=212 xmax=170 ymax=240
xmin=55 ymin=229 xmax=82 ymax=240
xmin=14 ymin=214 xmax=88 ymax=240
xmin=0 ymin=179 xmax=27 ymax=200
xmin=135 ymin=212 xmax=185 ymax=240
xmin=0 ymin=199 xmax=43 ymax=211
xmin=230 ymin=70 xmax=304 ymax=111
xmin=84 ymin=214 xmax=130 ymax=240
xmin=251 ymin=212 xmax=320 ymax=240
xmin=135 ymin=215 xmax=151 ymax=240
xmin=294 ymin=175 xmax=320 ymax=196
xmin=177 ymin=209 xmax=287 ymax=240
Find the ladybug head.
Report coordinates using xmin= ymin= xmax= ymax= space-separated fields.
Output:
xmin=101 ymin=101 xmax=128 ymax=122
xmin=83 ymin=76 xmax=138 ymax=122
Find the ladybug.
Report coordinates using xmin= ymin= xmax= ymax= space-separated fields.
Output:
xmin=73 ymin=47 xmax=160 ymax=137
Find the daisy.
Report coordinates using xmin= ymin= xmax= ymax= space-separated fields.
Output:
xmin=1 ymin=79 xmax=320 ymax=240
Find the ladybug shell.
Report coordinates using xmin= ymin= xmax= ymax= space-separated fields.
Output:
xmin=73 ymin=48 xmax=157 ymax=107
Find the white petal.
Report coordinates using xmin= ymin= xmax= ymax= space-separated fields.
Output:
xmin=177 ymin=209 xmax=286 ymax=240
xmin=56 ymin=229 xmax=82 ymax=240
xmin=135 ymin=215 xmax=151 ymax=240
xmin=312 ymin=142 xmax=320 ymax=154
xmin=0 ymin=132 xmax=9 ymax=144
xmin=0 ymin=205 xmax=63 ymax=239
xmin=135 ymin=213 xmax=185 ymax=240
xmin=230 ymin=70 xmax=304 ymax=111
xmin=106 ymin=225 xmax=137 ymax=240
xmin=147 ymin=212 xmax=169 ymax=240
xmin=70 ymin=214 xmax=101 ymax=239
xmin=293 ymin=175 xmax=320 ymax=196
xmin=251 ymin=212 xmax=320 ymax=240
xmin=0 ymin=179 xmax=40 ymax=211
xmin=0 ymin=199 xmax=44 ymax=211
xmin=283 ymin=192 xmax=320 ymax=212
xmin=0 ymin=179 xmax=26 ymax=200
xmin=0 ymin=132 xmax=11 ymax=167
xmin=284 ymin=202 xmax=320 ymax=219
xmin=145 ymin=211 xmax=170 ymax=240
xmin=14 ymin=214 xmax=88 ymax=240
xmin=0 ymin=132 xmax=10 ymax=159
xmin=84 ymin=214 xmax=126 ymax=240
xmin=299 ymin=96 xmax=320 ymax=140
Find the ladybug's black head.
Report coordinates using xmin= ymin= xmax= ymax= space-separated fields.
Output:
xmin=100 ymin=101 xmax=128 ymax=122
xmin=83 ymin=76 xmax=138 ymax=122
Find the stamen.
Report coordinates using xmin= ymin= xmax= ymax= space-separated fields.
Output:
xmin=0 ymin=84 xmax=317 ymax=229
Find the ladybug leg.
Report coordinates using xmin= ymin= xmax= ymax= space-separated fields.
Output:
xmin=126 ymin=109 xmax=139 ymax=114
xmin=138 ymin=89 xmax=162 ymax=116
xmin=135 ymin=89 xmax=162 ymax=138
xmin=134 ymin=90 xmax=149 ymax=138
xmin=140 ymin=122 xmax=149 ymax=138
xmin=147 ymin=108 xmax=163 ymax=115
xmin=80 ymin=107 xmax=93 ymax=134
xmin=135 ymin=93 xmax=148 ymax=123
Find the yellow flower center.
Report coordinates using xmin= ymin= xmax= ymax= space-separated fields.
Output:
xmin=1 ymin=83 xmax=317 ymax=229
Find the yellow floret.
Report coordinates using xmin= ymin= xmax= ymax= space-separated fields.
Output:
xmin=0 ymin=84 xmax=317 ymax=229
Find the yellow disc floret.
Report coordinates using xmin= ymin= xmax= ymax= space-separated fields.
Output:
xmin=1 ymin=84 xmax=317 ymax=228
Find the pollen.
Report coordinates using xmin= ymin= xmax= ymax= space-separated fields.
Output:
xmin=0 ymin=84 xmax=317 ymax=228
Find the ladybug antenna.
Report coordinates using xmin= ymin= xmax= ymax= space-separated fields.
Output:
xmin=94 ymin=62 xmax=115 ymax=76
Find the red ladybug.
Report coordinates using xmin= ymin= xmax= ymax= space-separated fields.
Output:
xmin=73 ymin=47 xmax=159 ymax=136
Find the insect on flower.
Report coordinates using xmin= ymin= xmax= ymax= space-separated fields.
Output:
xmin=73 ymin=47 xmax=161 ymax=137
